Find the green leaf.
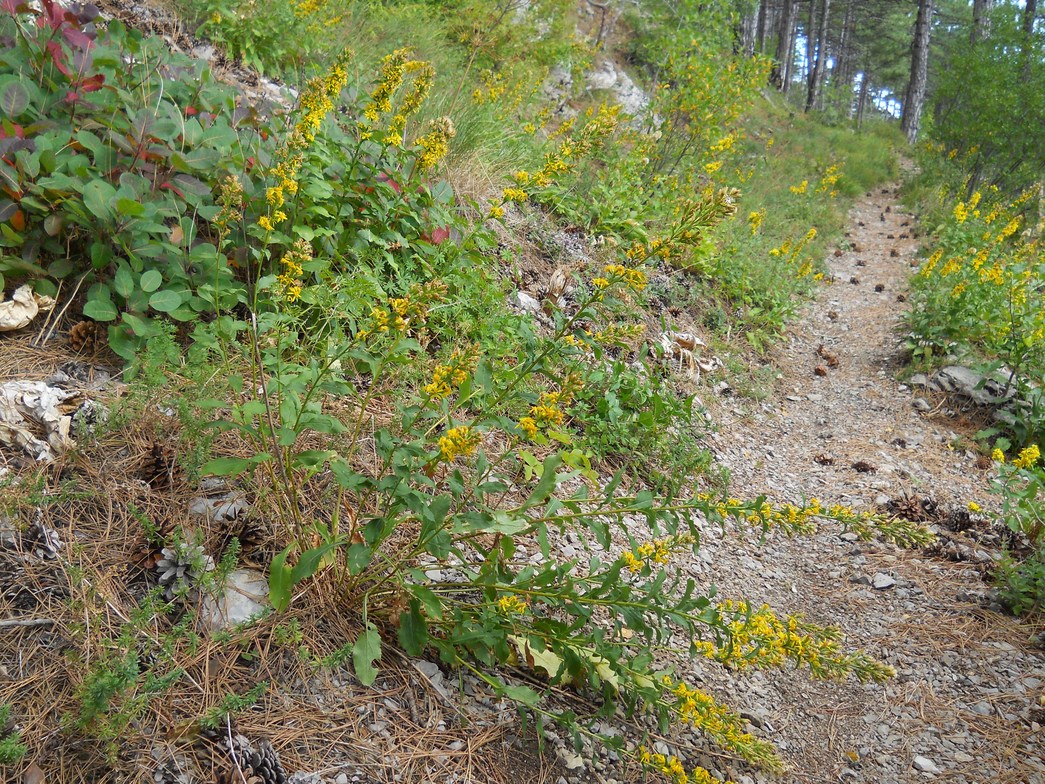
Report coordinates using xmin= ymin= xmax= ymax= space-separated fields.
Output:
xmin=115 ymin=198 xmax=145 ymax=217
xmin=290 ymin=543 xmax=337 ymax=585
xmin=82 ymin=180 xmax=116 ymax=221
xmin=149 ymin=289 xmax=183 ymax=313
xmin=407 ymin=584 xmax=443 ymax=620
xmin=347 ymin=542 xmax=373 ymax=575
xmin=140 ymin=269 xmax=163 ymax=292
xmin=502 ymin=684 xmax=541 ymax=707
xmin=268 ymin=546 xmax=294 ymax=612
xmin=82 ymin=296 xmax=118 ymax=322
xmin=122 ymin=312 xmax=162 ymax=338
xmin=520 ymin=454 xmax=563 ymax=511
xmin=0 ymin=78 xmax=30 ymax=117
xmin=291 ymin=449 xmax=335 ymax=469
xmin=397 ymin=600 xmax=428 ymax=656
xmin=200 ymin=456 xmax=267 ymax=477
xmin=113 ymin=264 xmax=135 ymax=299
xmin=352 ymin=625 xmax=382 ymax=686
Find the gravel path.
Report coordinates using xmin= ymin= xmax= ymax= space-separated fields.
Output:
xmin=692 ymin=184 xmax=1045 ymax=784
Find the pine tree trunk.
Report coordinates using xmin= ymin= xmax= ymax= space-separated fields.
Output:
xmin=835 ymin=1 xmax=855 ymax=113
xmin=771 ymin=0 xmax=798 ymax=92
xmin=806 ymin=0 xmax=831 ymax=112
xmin=971 ymin=0 xmax=994 ymax=44
xmin=901 ymin=0 xmax=934 ymax=144
xmin=856 ymin=72 xmax=871 ymax=128
xmin=756 ymin=0 xmax=770 ymax=54
xmin=806 ymin=0 xmax=817 ymax=86
xmin=1022 ymin=0 xmax=1038 ymax=79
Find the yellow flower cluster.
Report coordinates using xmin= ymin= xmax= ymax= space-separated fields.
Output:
xmin=258 ymin=51 xmax=348 ymax=232
xmin=620 ymin=534 xmax=694 ymax=573
xmin=637 ymin=748 xmax=727 ymax=784
xmin=694 ymin=493 xmax=934 ymax=547
xmin=415 ymin=117 xmax=455 ymax=172
xmin=297 ymin=50 xmax=351 ymax=143
xmin=438 ymin=425 xmax=481 ymax=462
xmin=1013 ymin=444 xmax=1041 ymax=470
xmin=385 ymin=61 xmax=435 ymax=145
xmin=695 ymin=600 xmax=896 ymax=682
xmin=815 ymin=164 xmax=841 ymax=196
xmin=992 ymin=447 xmax=1006 ymax=462
xmin=518 ymin=376 xmax=581 ymax=438
xmin=748 ymin=210 xmax=764 ymax=235
xmin=361 ymin=49 xmax=434 ymax=144
xmin=603 ymin=263 xmax=648 ymax=292
xmin=496 ymin=594 xmax=528 ymax=614
xmin=471 ymin=69 xmax=506 ymax=105
xmin=424 ymin=364 xmax=466 ymax=400
xmin=214 ymin=175 xmax=244 ymax=234
xmin=661 ymin=677 xmax=780 ymax=769
xmin=789 ymin=180 xmax=808 ymax=195
xmin=359 ymin=280 xmax=447 ymax=339
xmin=488 ymin=105 xmax=621 ymax=217
xmin=275 ymin=239 xmax=313 ymax=303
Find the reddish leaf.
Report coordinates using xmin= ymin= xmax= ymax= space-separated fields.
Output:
xmin=45 ymin=40 xmax=72 ymax=77
xmin=185 ymin=106 xmax=199 ymax=117
xmin=80 ymin=73 xmax=104 ymax=92
xmin=377 ymin=171 xmax=402 ymax=194
xmin=159 ymin=181 xmax=185 ymax=199
xmin=64 ymin=91 xmax=79 ymax=104
xmin=423 ymin=225 xmax=451 ymax=245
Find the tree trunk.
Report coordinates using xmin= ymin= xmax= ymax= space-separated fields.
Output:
xmin=901 ymin=0 xmax=934 ymax=144
xmin=1022 ymin=0 xmax=1038 ymax=79
xmin=856 ymin=72 xmax=871 ymax=128
xmin=971 ymin=0 xmax=994 ymax=44
xmin=806 ymin=0 xmax=831 ymax=111
xmin=834 ymin=0 xmax=855 ymax=112
xmin=771 ymin=0 xmax=798 ymax=92
xmin=806 ymin=0 xmax=817 ymax=85
xmin=756 ymin=0 xmax=770 ymax=54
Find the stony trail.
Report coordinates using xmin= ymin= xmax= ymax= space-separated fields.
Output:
xmin=692 ymin=184 xmax=1045 ymax=784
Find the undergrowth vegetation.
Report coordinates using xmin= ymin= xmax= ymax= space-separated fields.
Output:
xmin=906 ymin=146 xmax=1044 ymax=615
xmin=0 ymin=0 xmax=927 ymax=781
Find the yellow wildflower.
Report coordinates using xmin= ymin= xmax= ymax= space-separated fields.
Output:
xmin=1013 ymin=444 xmax=1041 ymax=470
xmin=438 ymin=426 xmax=481 ymax=462
xmin=497 ymin=595 xmax=528 ymax=614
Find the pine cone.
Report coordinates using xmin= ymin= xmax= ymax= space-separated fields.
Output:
xmin=69 ymin=320 xmax=104 ymax=353
xmin=223 ymin=735 xmax=288 ymax=784
xmin=155 ymin=538 xmax=214 ymax=602
xmin=142 ymin=441 xmax=183 ymax=490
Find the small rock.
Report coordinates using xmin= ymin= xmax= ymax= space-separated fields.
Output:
xmin=913 ymin=755 xmax=941 ymax=774
xmin=872 ymin=573 xmax=896 ymax=590
xmin=336 ymin=775 xmax=350 ymax=784
xmin=913 ymin=398 xmax=931 ymax=412
xmin=850 ymin=574 xmax=872 ymax=586
xmin=200 ymin=568 xmax=270 ymax=631
xmin=513 ymin=291 xmax=541 ymax=313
